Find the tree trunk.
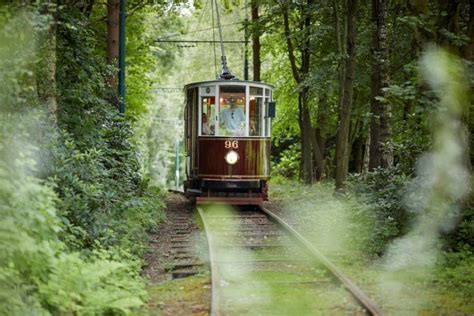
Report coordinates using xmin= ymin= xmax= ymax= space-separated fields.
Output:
xmin=310 ymin=127 xmax=325 ymax=180
xmin=333 ymin=0 xmax=345 ymax=116
xmin=251 ymin=0 xmax=261 ymax=82
xmin=335 ymin=0 xmax=358 ymax=191
xmin=107 ymin=0 xmax=119 ymax=89
xmin=332 ymin=0 xmax=345 ymax=180
xmin=301 ymin=93 xmax=313 ymax=184
xmin=313 ymin=94 xmax=328 ymax=180
xmin=37 ymin=1 xmax=57 ymax=123
xmin=352 ymin=137 xmax=365 ymax=173
xmin=369 ymin=0 xmax=393 ymax=170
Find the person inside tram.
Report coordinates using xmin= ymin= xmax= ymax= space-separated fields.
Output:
xmin=221 ymin=98 xmax=245 ymax=136
xmin=202 ymin=112 xmax=212 ymax=135
xmin=249 ymin=118 xmax=257 ymax=135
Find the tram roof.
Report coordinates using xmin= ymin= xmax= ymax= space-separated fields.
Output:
xmin=184 ymin=79 xmax=274 ymax=90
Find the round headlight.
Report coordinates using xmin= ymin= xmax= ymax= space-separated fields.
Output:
xmin=225 ymin=150 xmax=239 ymax=165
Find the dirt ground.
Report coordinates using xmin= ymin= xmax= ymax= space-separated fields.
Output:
xmin=143 ymin=193 xmax=211 ymax=315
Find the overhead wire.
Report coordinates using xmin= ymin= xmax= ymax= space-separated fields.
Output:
xmin=155 ymin=22 xmax=242 ymax=41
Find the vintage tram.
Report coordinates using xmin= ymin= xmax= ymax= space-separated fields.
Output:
xmin=184 ymin=79 xmax=275 ymax=205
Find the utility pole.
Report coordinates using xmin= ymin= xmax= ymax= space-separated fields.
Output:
xmin=118 ymin=0 xmax=126 ymax=114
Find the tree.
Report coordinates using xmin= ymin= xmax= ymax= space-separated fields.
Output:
xmin=280 ymin=0 xmax=329 ymax=184
xmin=335 ymin=0 xmax=358 ymax=190
xmin=251 ymin=0 xmax=261 ymax=81
xmin=368 ymin=0 xmax=393 ymax=170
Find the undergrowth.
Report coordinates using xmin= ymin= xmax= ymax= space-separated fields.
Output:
xmin=0 ymin=6 xmax=165 ymax=315
xmin=268 ymin=175 xmax=473 ymax=312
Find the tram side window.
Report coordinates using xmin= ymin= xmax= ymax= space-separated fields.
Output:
xmin=201 ymin=97 xmax=216 ymax=136
xmin=219 ymin=86 xmax=246 ymax=137
xmin=249 ymin=97 xmax=263 ymax=136
xmin=265 ymin=97 xmax=272 ymax=137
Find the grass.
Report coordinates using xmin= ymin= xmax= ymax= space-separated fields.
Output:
xmin=218 ymin=269 xmax=363 ymax=315
xmin=146 ymin=274 xmax=211 ymax=315
xmin=267 ymin=178 xmax=474 ymax=314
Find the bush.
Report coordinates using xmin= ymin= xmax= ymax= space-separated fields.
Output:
xmin=348 ymin=167 xmax=411 ymax=255
xmin=0 ymin=133 xmax=147 ymax=314
xmin=39 ymin=252 xmax=146 ymax=315
xmin=434 ymin=247 xmax=474 ymax=301
xmin=272 ymin=142 xmax=301 ymax=179
xmin=0 ymin=6 xmax=165 ymax=314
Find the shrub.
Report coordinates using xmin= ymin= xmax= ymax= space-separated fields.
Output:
xmin=0 ymin=114 xmax=149 ymax=314
xmin=0 ymin=7 xmax=164 ymax=314
xmin=272 ymin=142 xmax=301 ymax=179
xmin=348 ymin=167 xmax=411 ymax=256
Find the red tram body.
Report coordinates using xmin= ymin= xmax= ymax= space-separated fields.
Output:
xmin=184 ymin=79 xmax=275 ymax=205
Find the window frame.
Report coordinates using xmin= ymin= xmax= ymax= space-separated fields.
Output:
xmin=193 ymin=81 xmax=273 ymax=138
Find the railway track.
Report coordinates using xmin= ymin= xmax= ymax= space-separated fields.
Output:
xmin=197 ymin=204 xmax=383 ymax=315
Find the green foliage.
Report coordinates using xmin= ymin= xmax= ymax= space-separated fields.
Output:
xmin=269 ymin=179 xmax=375 ymax=261
xmin=0 ymin=9 xmax=44 ymax=113
xmin=48 ymin=5 xmax=166 ymax=256
xmin=48 ymin=123 xmax=147 ymax=251
xmin=0 ymin=115 xmax=148 ymax=314
xmin=348 ymin=167 xmax=411 ymax=256
xmin=385 ymin=72 xmax=435 ymax=173
xmin=1 ymin=4 xmax=167 ymax=314
xmin=39 ymin=252 xmax=146 ymax=315
xmin=442 ymin=206 xmax=474 ymax=254
xmin=435 ymin=248 xmax=474 ymax=299
xmin=271 ymin=141 xmax=301 ymax=179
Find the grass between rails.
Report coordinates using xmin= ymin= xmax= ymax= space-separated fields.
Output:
xmin=267 ymin=177 xmax=474 ymax=314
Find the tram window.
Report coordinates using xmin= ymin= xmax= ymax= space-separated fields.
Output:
xmin=201 ymin=96 xmax=216 ymax=136
xmin=265 ymin=98 xmax=272 ymax=137
xmin=219 ymin=86 xmax=246 ymax=137
xmin=249 ymin=97 xmax=263 ymax=136
xmin=250 ymin=86 xmax=263 ymax=96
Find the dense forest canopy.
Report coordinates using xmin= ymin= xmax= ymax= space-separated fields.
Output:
xmin=0 ymin=0 xmax=472 ymax=314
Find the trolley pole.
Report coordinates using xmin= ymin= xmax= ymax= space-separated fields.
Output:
xmin=118 ymin=0 xmax=126 ymax=114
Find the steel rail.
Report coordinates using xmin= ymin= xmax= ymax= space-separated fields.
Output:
xmin=259 ymin=206 xmax=384 ymax=316
xmin=196 ymin=207 xmax=220 ymax=316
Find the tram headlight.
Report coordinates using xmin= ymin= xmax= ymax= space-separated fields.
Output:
xmin=225 ymin=150 xmax=239 ymax=165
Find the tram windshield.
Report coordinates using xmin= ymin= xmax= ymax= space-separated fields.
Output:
xmin=218 ymin=86 xmax=246 ymax=136
xmin=198 ymin=83 xmax=272 ymax=137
